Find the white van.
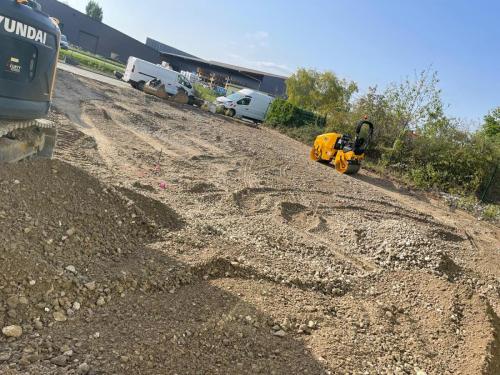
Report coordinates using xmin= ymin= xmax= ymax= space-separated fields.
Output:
xmin=216 ymin=89 xmax=274 ymax=122
xmin=123 ymin=57 xmax=194 ymax=97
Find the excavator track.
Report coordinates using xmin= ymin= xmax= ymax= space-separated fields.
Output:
xmin=0 ymin=119 xmax=57 ymax=163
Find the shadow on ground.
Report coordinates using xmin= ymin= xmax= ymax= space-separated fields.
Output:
xmin=0 ymin=159 xmax=326 ymax=375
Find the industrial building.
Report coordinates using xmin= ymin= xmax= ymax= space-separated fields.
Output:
xmin=146 ymin=38 xmax=287 ymax=96
xmin=37 ymin=0 xmax=160 ymax=64
xmin=37 ymin=0 xmax=287 ymax=96
xmin=155 ymin=51 xmax=287 ymax=97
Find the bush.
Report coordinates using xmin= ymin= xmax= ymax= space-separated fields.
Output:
xmin=453 ymin=196 xmax=500 ymax=221
xmin=376 ymin=126 xmax=499 ymax=198
xmin=266 ymin=99 xmax=326 ymax=128
xmin=193 ymin=84 xmax=218 ymax=102
xmin=68 ymin=47 xmax=124 ymax=69
xmin=265 ymin=99 xmax=297 ymax=127
xmin=59 ymin=49 xmax=124 ymax=75
xmin=482 ymin=204 xmax=500 ymax=221
xmin=273 ymin=123 xmax=325 ymax=145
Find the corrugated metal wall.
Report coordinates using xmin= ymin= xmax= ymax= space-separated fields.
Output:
xmin=37 ymin=0 xmax=160 ymax=64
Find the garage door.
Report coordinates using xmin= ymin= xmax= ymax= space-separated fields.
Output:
xmin=78 ymin=31 xmax=99 ymax=54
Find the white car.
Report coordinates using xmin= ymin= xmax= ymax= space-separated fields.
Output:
xmin=216 ymin=89 xmax=274 ymax=123
xmin=123 ymin=56 xmax=194 ymax=98
xmin=60 ymin=34 xmax=69 ymax=50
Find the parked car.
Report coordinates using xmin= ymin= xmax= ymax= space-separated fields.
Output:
xmin=216 ymin=89 xmax=274 ymax=122
xmin=122 ymin=57 xmax=194 ymax=99
xmin=60 ymin=34 xmax=69 ymax=50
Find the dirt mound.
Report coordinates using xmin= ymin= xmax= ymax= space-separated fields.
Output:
xmin=0 ymin=161 xmax=172 ymax=323
xmin=0 ymin=161 xmax=179 ymax=373
xmin=0 ymin=160 xmax=328 ymax=374
xmin=119 ymin=187 xmax=185 ymax=230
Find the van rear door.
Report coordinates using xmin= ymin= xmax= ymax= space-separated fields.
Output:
xmin=123 ymin=57 xmax=136 ymax=81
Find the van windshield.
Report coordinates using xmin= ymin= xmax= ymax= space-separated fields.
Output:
xmin=226 ymin=93 xmax=243 ymax=101
xmin=178 ymin=75 xmax=192 ymax=89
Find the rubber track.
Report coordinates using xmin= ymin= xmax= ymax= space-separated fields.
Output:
xmin=0 ymin=119 xmax=55 ymax=138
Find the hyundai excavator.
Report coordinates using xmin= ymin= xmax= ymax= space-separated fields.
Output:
xmin=0 ymin=0 xmax=60 ymax=163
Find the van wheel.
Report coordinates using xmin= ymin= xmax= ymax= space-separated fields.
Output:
xmin=227 ymin=109 xmax=236 ymax=117
xmin=137 ymin=81 xmax=146 ymax=91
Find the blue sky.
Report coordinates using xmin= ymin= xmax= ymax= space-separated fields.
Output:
xmin=63 ymin=0 xmax=499 ymax=123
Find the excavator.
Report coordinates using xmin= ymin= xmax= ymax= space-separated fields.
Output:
xmin=0 ymin=0 xmax=60 ymax=163
xmin=310 ymin=119 xmax=374 ymax=175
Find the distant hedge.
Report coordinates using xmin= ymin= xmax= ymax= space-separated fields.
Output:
xmin=266 ymin=99 xmax=326 ymax=128
xmin=59 ymin=49 xmax=124 ymax=75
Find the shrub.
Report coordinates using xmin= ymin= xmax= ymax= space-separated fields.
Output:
xmin=193 ymin=84 xmax=218 ymax=103
xmin=482 ymin=204 xmax=500 ymax=221
xmin=266 ymin=99 xmax=326 ymax=128
xmin=59 ymin=49 xmax=124 ymax=75
xmin=274 ymin=123 xmax=325 ymax=145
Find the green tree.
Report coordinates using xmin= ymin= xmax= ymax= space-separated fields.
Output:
xmin=384 ymin=69 xmax=443 ymax=132
xmin=350 ymin=86 xmax=399 ymax=149
xmin=482 ymin=107 xmax=500 ymax=138
xmin=382 ymin=68 xmax=444 ymax=163
xmin=286 ymin=68 xmax=358 ymax=115
xmin=85 ymin=0 xmax=103 ymax=22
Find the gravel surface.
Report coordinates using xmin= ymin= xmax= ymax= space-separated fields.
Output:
xmin=0 ymin=70 xmax=499 ymax=374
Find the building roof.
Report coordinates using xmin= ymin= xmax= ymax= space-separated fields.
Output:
xmin=159 ymin=52 xmax=288 ymax=80
xmin=208 ymin=60 xmax=289 ymax=79
xmin=146 ymin=38 xmax=197 ymax=59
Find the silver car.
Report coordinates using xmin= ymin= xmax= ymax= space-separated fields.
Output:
xmin=60 ymin=34 xmax=69 ymax=50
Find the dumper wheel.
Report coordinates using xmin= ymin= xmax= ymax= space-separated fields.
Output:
xmin=335 ymin=153 xmax=361 ymax=174
xmin=137 ymin=81 xmax=146 ymax=91
xmin=310 ymin=147 xmax=320 ymax=161
xmin=344 ymin=161 xmax=361 ymax=175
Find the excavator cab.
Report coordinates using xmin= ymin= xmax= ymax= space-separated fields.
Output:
xmin=310 ymin=119 xmax=374 ymax=175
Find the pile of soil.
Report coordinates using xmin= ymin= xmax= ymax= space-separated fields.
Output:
xmin=0 ymin=160 xmax=326 ymax=374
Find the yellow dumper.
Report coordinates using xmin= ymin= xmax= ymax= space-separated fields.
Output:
xmin=310 ymin=120 xmax=374 ymax=175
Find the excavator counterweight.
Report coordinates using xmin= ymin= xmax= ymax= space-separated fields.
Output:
xmin=0 ymin=0 xmax=60 ymax=163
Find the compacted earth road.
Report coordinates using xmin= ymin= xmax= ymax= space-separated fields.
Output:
xmin=0 ymin=70 xmax=499 ymax=374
